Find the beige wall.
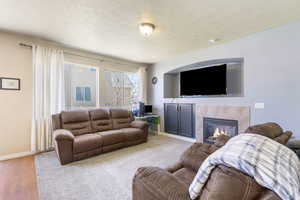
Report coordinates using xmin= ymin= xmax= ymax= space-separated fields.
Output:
xmin=0 ymin=32 xmax=32 ymax=156
xmin=0 ymin=31 xmax=147 ymax=157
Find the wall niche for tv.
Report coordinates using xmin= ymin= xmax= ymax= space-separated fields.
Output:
xmin=163 ymin=58 xmax=244 ymax=98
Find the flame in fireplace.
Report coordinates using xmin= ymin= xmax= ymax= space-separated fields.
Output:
xmin=213 ymin=128 xmax=229 ymax=138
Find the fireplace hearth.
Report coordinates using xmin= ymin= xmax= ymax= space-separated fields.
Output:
xmin=203 ymin=117 xmax=238 ymax=144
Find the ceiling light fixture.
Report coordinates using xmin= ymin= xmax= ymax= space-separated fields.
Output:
xmin=139 ymin=23 xmax=155 ymax=37
xmin=209 ymin=38 xmax=220 ymax=43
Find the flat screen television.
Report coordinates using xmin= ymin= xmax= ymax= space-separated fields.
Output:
xmin=144 ymin=105 xmax=152 ymax=114
xmin=180 ymin=64 xmax=227 ymax=96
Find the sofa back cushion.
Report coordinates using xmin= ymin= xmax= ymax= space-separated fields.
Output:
xmin=110 ymin=108 xmax=133 ymax=129
xmin=61 ymin=110 xmax=91 ymax=136
xmin=89 ymin=108 xmax=113 ymax=132
xmin=181 ymin=143 xmax=219 ymax=172
xmin=199 ymin=165 xmax=276 ymax=200
xmin=244 ymin=122 xmax=283 ymax=139
xmin=52 ymin=114 xmax=61 ymax=130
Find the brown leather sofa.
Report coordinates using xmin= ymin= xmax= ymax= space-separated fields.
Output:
xmin=244 ymin=122 xmax=292 ymax=144
xmin=132 ymin=122 xmax=292 ymax=200
xmin=52 ymin=108 xmax=148 ymax=165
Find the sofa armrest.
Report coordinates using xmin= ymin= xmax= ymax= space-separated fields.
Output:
xmin=215 ymin=135 xmax=230 ymax=147
xmin=131 ymin=120 xmax=149 ymax=129
xmin=133 ymin=167 xmax=191 ymax=200
xmin=54 ymin=129 xmax=74 ymax=141
xmin=274 ymin=131 xmax=293 ymax=145
xmin=53 ymin=129 xmax=74 ymax=165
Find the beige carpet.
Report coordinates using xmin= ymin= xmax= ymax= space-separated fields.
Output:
xmin=35 ymin=135 xmax=192 ymax=200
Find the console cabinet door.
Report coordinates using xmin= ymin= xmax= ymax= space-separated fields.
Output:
xmin=178 ymin=104 xmax=194 ymax=138
xmin=164 ymin=103 xmax=179 ymax=134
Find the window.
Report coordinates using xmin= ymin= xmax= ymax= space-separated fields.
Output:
xmin=75 ymin=87 xmax=92 ymax=102
xmin=101 ymin=70 xmax=140 ymax=110
xmin=64 ymin=62 xmax=140 ymax=111
xmin=125 ymin=72 xmax=140 ymax=110
xmin=64 ymin=63 xmax=98 ymax=110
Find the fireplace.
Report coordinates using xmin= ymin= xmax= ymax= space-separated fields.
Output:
xmin=203 ymin=117 xmax=238 ymax=144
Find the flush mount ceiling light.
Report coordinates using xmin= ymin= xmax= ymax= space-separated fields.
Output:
xmin=139 ymin=23 xmax=155 ymax=37
xmin=208 ymin=38 xmax=220 ymax=43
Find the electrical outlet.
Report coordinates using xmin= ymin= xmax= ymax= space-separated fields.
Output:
xmin=255 ymin=103 xmax=264 ymax=109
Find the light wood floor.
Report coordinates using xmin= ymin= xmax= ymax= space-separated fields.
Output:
xmin=0 ymin=156 xmax=39 ymax=200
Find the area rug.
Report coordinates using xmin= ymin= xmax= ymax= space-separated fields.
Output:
xmin=35 ymin=135 xmax=192 ymax=200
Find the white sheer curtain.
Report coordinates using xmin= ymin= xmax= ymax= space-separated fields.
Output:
xmin=138 ymin=67 xmax=147 ymax=104
xmin=31 ymin=45 xmax=65 ymax=152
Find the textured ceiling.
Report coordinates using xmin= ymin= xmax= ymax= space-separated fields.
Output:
xmin=0 ymin=0 xmax=300 ymax=63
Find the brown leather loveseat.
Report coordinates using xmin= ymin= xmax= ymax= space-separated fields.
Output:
xmin=52 ymin=108 xmax=149 ymax=165
xmin=133 ymin=122 xmax=292 ymax=200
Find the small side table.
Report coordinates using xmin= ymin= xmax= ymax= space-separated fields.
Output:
xmin=287 ymin=139 xmax=300 ymax=159
xmin=135 ymin=115 xmax=161 ymax=135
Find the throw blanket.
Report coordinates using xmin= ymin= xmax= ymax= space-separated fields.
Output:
xmin=189 ymin=134 xmax=300 ymax=200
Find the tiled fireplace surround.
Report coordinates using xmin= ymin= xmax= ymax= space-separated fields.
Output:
xmin=196 ymin=105 xmax=250 ymax=142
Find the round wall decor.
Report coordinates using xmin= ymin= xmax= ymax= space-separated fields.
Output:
xmin=151 ymin=76 xmax=158 ymax=84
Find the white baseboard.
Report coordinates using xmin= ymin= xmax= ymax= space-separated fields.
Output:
xmin=160 ymin=132 xmax=196 ymax=143
xmin=0 ymin=151 xmax=35 ymax=161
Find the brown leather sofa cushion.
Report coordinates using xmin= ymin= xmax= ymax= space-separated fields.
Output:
xmin=122 ymin=128 xmax=144 ymax=141
xmin=181 ymin=143 xmax=219 ymax=172
xmin=73 ymin=134 xmax=103 ymax=154
xmin=89 ymin=108 xmax=113 ymax=131
xmin=52 ymin=114 xmax=61 ymax=130
xmin=214 ymin=135 xmax=230 ymax=147
xmin=110 ymin=108 xmax=132 ymax=129
xmin=61 ymin=110 xmax=91 ymax=136
xmin=98 ymin=130 xmax=125 ymax=146
xmin=133 ymin=167 xmax=191 ymax=200
xmin=245 ymin=122 xmax=283 ymax=138
xmin=172 ymin=168 xmax=195 ymax=186
xmin=274 ymin=131 xmax=293 ymax=145
xmin=110 ymin=108 xmax=132 ymax=118
xmin=199 ymin=165 xmax=280 ymax=200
